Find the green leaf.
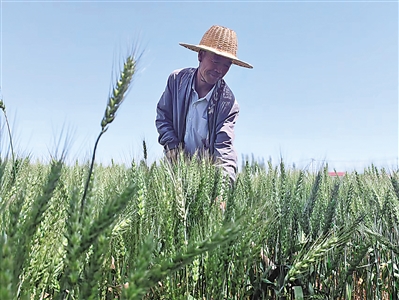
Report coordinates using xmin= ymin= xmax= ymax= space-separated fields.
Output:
xmin=293 ymin=286 xmax=304 ymax=300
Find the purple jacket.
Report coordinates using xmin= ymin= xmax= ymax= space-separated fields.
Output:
xmin=156 ymin=67 xmax=239 ymax=181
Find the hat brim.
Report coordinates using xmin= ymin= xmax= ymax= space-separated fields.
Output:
xmin=179 ymin=43 xmax=253 ymax=69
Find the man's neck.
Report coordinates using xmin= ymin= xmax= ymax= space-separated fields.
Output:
xmin=195 ymin=72 xmax=214 ymax=99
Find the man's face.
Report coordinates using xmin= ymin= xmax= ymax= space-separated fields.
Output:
xmin=198 ymin=51 xmax=232 ymax=85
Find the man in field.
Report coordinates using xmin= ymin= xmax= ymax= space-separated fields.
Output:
xmin=155 ymin=25 xmax=252 ymax=183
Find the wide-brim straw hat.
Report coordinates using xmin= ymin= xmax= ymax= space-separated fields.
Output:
xmin=179 ymin=25 xmax=253 ymax=69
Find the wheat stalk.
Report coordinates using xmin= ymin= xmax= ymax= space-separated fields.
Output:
xmin=80 ymin=52 xmax=139 ymax=219
xmin=0 ymin=99 xmax=14 ymax=159
xmin=0 ymin=98 xmax=17 ymax=183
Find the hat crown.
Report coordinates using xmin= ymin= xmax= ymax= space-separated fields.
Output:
xmin=199 ymin=25 xmax=238 ymax=57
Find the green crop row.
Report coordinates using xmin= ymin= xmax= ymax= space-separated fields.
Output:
xmin=0 ymin=154 xmax=398 ymax=299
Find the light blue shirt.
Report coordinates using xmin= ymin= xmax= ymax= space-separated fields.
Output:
xmin=184 ymin=81 xmax=215 ymax=155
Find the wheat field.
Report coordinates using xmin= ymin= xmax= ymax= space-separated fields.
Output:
xmin=1 ymin=53 xmax=398 ymax=300
xmin=0 ymin=154 xmax=398 ymax=299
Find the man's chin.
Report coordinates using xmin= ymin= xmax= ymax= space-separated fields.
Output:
xmin=207 ymin=77 xmax=219 ymax=85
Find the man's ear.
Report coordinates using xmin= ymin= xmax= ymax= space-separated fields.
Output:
xmin=198 ymin=50 xmax=204 ymax=62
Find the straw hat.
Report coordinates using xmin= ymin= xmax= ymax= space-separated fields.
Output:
xmin=179 ymin=25 xmax=253 ymax=69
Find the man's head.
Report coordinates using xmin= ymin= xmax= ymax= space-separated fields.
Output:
xmin=179 ymin=25 xmax=253 ymax=69
xmin=197 ymin=50 xmax=232 ymax=85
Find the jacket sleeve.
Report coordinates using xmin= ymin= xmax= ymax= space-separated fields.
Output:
xmin=155 ymin=73 xmax=180 ymax=151
xmin=213 ymin=100 xmax=239 ymax=182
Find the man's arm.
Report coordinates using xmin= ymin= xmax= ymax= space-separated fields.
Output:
xmin=155 ymin=73 xmax=181 ymax=152
xmin=213 ymin=100 xmax=239 ymax=183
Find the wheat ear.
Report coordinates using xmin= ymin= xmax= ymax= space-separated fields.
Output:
xmin=285 ymin=215 xmax=363 ymax=284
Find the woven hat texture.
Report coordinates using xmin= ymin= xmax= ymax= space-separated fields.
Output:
xmin=179 ymin=25 xmax=253 ymax=69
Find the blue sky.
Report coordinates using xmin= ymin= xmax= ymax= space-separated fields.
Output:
xmin=1 ymin=1 xmax=398 ymax=172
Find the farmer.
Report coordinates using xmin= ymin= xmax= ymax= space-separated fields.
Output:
xmin=155 ymin=25 xmax=253 ymax=183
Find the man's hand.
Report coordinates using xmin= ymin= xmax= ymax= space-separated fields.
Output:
xmin=165 ymin=148 xmax=178 ymax=162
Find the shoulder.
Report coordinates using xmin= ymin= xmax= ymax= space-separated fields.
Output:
xmin=166 ymin=68 xmax=196 ymax=91
xmin=169 ymin=67 xmax=196 ymax=79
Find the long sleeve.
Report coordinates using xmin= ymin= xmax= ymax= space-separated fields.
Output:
xmin=213 ymin=99 xmax=239 ymax=182
xmin=156 ymin=72 xmax=181 ymax=151
xmin=155 ymin=68 xmax=196 ymax=152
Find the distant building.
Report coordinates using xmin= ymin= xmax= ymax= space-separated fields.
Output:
xmin=328 ymin=171 xmax=346 ymax=177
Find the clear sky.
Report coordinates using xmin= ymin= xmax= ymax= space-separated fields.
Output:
xmin=1 ymin=0 xmax=398 ymax=172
